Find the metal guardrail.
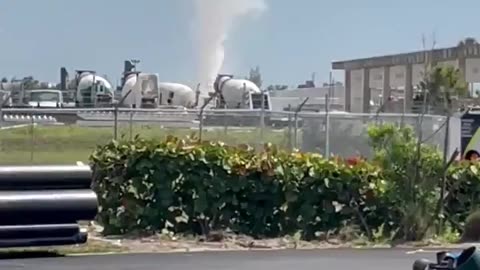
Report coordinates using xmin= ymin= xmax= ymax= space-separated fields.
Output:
xmin=0 ymin=107 xmax=448 ymax=132
xmin=0 ymin=106 xmax=450 ymax=117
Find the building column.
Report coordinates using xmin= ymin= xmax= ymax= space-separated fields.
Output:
xmin=458 ymin=44 xmax=473 ymax=96
xmin=459 ymin=57 xmax=467 ymax=79
xmin=383 ymin=66 xmax=391 ymax=110
xmin=404 ymin=64 xmax=413 ymax=113
xmin=344 ymin=70 xmax=351 ymax=112
xmin=363 ymin=68 xmax=370 ymax=113
xmin=458 ymin=48 xmax=467 ymax=93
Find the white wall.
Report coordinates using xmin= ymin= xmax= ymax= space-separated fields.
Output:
xmin=271 ymin=86 xmax=344 ymax=99
xmin=466 ymin=58 xmax=480 ymax=83
xmin=412 ymin=64 xmax=425 ymax=86
xmin=369 ymin=67 xmax=384 ymax=90
xmin=437 ymin=60 xmax=458 ymax=69
xmin=270 ymin=97 xmax=342 ymax=111
xmin=389 ymin=65 xmax=406 ymax=88
xmin=270 ymin=86 xmax=345 ymax=111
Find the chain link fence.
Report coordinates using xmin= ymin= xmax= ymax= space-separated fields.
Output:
xmin=0 ymin=108 xmax=448 ymax=165
xmin=301 ymin=112 xmax=447 ymax=158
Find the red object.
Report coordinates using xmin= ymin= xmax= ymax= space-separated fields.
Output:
xmin=345 ymin=156 xmax=363 ymax=166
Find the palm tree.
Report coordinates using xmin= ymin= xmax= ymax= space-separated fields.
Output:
xmin=418 ymin=65 xmax=468 ymax=114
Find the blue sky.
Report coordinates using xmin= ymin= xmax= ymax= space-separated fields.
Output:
xmin=0 ymin=0 xmax=479 ymax=88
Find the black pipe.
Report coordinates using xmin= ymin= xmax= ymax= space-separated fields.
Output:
xmin=0 ymin=190 xmax=98 ymax=225
xmin=0 ymin=232 xmax=87 ymax=248
xmin=60 ymin=67 xmax=68 ymax=91
xmin=0 ymin=224 xmax=81 ymax=239
xmin=0 ymin=165 xmax=92 ymax=190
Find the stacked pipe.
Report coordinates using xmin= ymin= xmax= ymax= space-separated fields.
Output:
xmin=0 ymin=165 xmax=98 ymax=248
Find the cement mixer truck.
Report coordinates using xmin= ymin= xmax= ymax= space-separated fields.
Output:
xmin=73 ymin=70 xmax=114 ymax=107
xmin=120 ymin=72 xmax=196 ymax=109
xmin=57 ymin=68 xmax=115 ymax=108
xmin=213 ymin=74 xmax=271 ymax=110
xmin=203 ymin=74 xmax=280 ymax=126
xmin=120 ymin=72 xmax=156 ymax=108
xmin=158 ymin=82 xmax=196 ymax=107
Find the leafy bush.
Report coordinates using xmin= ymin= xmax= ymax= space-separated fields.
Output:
xmin=460 ymin=210 xmax=480 ymax=242
xmin=367 ymin=124 xmax=443 ymax=240
xmin=445 ymin=162 xmax=480 ymax=232
xmin=91 ymin=136 xmax=386 ymax=239
xmin=90 ymin=125 xmax=480 ymax=242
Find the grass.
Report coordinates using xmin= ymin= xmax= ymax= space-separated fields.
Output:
xmin=0 ymin=124 xmax=296 ymax=165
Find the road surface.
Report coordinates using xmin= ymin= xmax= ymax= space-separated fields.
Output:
xmin=0 ymin=249 xmax=445 ymax=270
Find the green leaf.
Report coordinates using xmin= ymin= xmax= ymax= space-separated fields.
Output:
xmin=285 ymin=191 xmax=298 ymax=203
xmin=470 ymin=165 xmax=478 ymax=175
xmin=194 ymin=191 xmax=208 ymax=213
xmin=324 ymin=178 xmax=330 ymax=188
xmin=275 ymin=165 xmax=285 ymax=176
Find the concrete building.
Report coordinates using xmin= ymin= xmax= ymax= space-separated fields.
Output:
xmin=332 ymin=39 xmax=480 ymax=113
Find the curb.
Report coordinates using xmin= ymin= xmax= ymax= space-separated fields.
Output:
xmin=63 ymin=245 xmax=480 ymax=257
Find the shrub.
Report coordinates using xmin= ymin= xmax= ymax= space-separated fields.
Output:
xmin=90 ymin=125 xmax=480 ymax=242
xmin=445 ymin=162 xmax=480 ymax=233
xmin=460 ymin=210 xmax=480 ymax=242
xmin=90 ymin=136 xmax=386 ymax=239
xmin=367 ymin=124 xmax=444 ymax=240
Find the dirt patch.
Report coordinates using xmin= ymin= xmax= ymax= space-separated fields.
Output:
xmin=49 ymin=223 xmax=477 ymax=255
xmin=83 ymin=223 xmax=373 ymax=254
xmin=90 ymin=233 xmax=353 ymax=254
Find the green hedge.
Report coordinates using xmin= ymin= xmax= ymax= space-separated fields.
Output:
xmin=90 ymin=134 xmax=480 ymax=240
xmin=445 ymin=164 xmax=480 ymax=231
xmin=91 ymin=136 xmax=389 ymax=239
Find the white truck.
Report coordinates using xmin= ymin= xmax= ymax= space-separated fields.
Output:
xmin=213 ymin=74 xmax=271 ymax=110
xmin=120 ymin=72 xmax=196 ymax=108
xmin=73 ymin=71 xmax=114 ymax=107
xmin=24 ymin=89 xmax=67 ymax=108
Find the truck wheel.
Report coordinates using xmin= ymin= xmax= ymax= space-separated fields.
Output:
xmin=413 ymin=259 xmax=431 ymax=270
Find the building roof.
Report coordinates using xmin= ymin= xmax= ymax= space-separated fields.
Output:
xmin=332 ymin=42 xmax=480 ymax=70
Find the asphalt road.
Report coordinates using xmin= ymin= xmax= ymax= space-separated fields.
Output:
xmin=0 ymin=249 xmax=445 ymax=270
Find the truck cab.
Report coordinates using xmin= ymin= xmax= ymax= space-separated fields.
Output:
xmin=25 ymin=89 xmax=65 ymax=108
xmin=249 ymin=92 xmax=271 ymax=110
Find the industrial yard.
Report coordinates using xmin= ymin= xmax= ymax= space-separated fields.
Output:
xmin=2 ymin=1 xmax=480 ymax=266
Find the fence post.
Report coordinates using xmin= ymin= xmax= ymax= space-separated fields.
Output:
xmin=223 ymin=104 xmax=228 ymax=137
xmin=199 ymin=95 xmax=214 ymax=142
xmin=438 ymin=113 xmax=451 ymax=233
xmin=129 ymin=110 xmax=134 ymax=140
xmin=325 ymin=94 xmax=330 ymax=159
xmin=287 ymin=104 xmax=292 ymax=151
xmin=113 ymin=90 xmax=133 ymax=140
xmin=259 ymin=90 xmax=266 ymax=146
xmin=113 ymin=107 xmax=118 ymax=140
xmin=30 ymin=112 xmax=34 ymax=163
xmin=293 ymin=98 xmax=309 ymax=150
xmin=293 ymin=114 xmax=298 ymax=149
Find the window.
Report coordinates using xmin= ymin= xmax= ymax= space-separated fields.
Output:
xmin=30 ymin=91 xmax=60 ymax=102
